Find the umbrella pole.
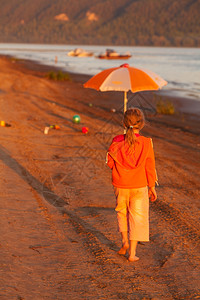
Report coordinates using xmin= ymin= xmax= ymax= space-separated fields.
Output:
xmin=123 ymin=91 xmax=128 ymax=134
xmin=124 ymin=91 xmax=128 ymax=113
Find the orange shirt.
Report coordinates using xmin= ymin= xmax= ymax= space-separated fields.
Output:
xmin=107 ymin=134 xmax=157 ymax=188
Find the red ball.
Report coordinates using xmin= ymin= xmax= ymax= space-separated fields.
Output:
xmin=82 ymin=127 xmax=89 ymax=134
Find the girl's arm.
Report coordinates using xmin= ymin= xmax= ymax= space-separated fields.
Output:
xmin=145 ymin=139 xmax=157 ymax=188
xmin=106 ymin=152 xmax=114 ymax=169
xmin=146 ymin=144 xmax=158 ymax=201
xmin=148 ymin=186 xmax=157 ymax=202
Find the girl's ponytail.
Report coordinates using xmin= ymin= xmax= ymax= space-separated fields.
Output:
xmin=123 ymin=108 xmax=145 ymax=148
xmin=125 ymin=126 xmax=137 ymax=148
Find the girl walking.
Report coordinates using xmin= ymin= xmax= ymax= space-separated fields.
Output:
xmin=106 ymin=108 xmax=157 ymax=262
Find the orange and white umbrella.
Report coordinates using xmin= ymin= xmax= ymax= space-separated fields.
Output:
xmin=84 ymin=63 xmax=167 ymax=112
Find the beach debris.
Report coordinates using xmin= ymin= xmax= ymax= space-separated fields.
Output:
xmin=44 ymin=124 xmax=60 ymax=134
xmin=73 ymin=115 xmax=81 ymax=124
xmin=44 ymin=126 xmax=50 ymax=134
xmin=111 ymin=108 xmax=116 ymax=113
xmin=82 ymin=127 xmax=89 ymax=134
xmin=0 ymin=121 xmax=11 ymax=127
xmin=50 ymin=124 xmax=60 ymax=129
xmin=0 ymin=121 xmax=6 ymax=127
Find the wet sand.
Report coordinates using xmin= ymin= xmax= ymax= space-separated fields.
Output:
xmin=0 ymin=56 xmax=200 ymax=299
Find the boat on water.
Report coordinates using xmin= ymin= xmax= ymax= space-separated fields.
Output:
xmin=67 ymin=48 xmax=93 ymax=57
xmin=96 ymin=49 xmax=132 ymax=60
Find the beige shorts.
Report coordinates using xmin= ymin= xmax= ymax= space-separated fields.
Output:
xmin=114 ymin=186 xmax=149 ymax=241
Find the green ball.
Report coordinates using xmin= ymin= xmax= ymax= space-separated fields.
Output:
xmin=73 ymin=115 xmax=81 ymax=124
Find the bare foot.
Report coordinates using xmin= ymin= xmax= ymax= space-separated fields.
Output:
xmin=118 ymin=243 xmax=129 ymax=255
xmin=128 ymin=256 xmax=139 ymax=262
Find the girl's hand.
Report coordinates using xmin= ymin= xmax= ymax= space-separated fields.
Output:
xmin=148 ymin=186 xmax=157 ymax=202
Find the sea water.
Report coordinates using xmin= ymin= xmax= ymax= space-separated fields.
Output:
xmin=0 ymin=43 xmax=200 ymax=101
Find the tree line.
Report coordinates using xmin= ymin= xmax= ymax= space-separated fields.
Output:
xmin=0 ymin=0 xmax=199 ymax=47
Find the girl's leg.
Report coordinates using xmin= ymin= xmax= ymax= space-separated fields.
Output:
xmin=118 ymin=231 xmax=129 ymax=255
xmin=128 ymin=187 xmax=149 ymax=241
xmin=128 ymin=240 xmax=139 ymax=262
xmin=128 ymin=187 xmax=149 ymax=261
xmin=114 ymin=187 xmax=130 ymax=255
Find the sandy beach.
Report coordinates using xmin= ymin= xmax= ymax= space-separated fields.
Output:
xmin=0 ymin=55 xmax=200 ymax=299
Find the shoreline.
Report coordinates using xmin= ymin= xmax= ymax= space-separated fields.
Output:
xmin=17 ymin=56 xmax=200 ymax=118
xmin=2 ymin=54 xmax=200 ymax=118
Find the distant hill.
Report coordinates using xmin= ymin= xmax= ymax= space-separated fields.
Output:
xmin=0 ymin=0 xmax=199 ymax=47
